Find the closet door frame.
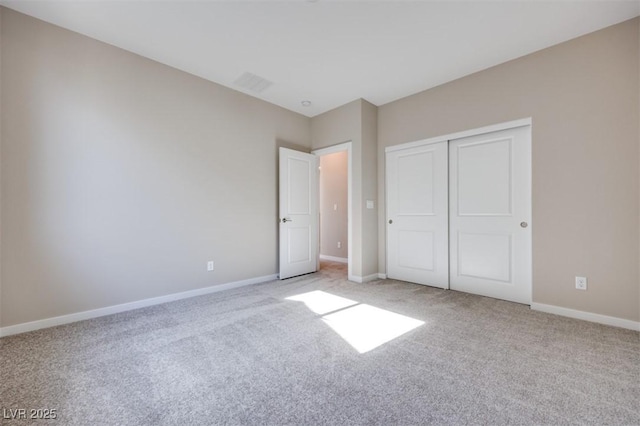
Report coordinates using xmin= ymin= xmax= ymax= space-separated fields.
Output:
xmin=384 ymin=118 xmax=532 ymax=300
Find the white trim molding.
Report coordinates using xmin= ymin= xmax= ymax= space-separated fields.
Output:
xmin=0 ymin=274 xmax=278 ymax=338
xmin=319 ymin=254 xmax=348 ymax=264
xmin=378 ymin=273 xmax=387 ymax=279
xmin=349 ymin=273 xmax=380 ymax=283
xmin=531 ymin=302 xmax=640 ymax=332
xmin=385 ymin=118 xmax=532 ymax=153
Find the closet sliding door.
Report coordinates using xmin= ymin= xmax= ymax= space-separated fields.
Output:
xmin=386 ymin=141 xmax=449 ymax=289
xmin=386 ymin=122 xmax=532 ymax=304
xmin=449 ymin=126 xmax=531 ymax=304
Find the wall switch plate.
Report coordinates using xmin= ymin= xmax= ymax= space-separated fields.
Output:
xmin=575 ymin=276 xmax=587 ymax=290
xmin=337 ymin=242 xmax=341 ymax=248
xmin=366 ymin=200 xmax=374 ymax=209
xmin=207 ymin=261 xmax=214 ymax=271
xmin=333 ymin=203 xmax=338 ymax=211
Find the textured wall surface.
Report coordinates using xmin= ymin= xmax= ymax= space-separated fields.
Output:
xmin=1 ymin=9 xmax=311 ymax=326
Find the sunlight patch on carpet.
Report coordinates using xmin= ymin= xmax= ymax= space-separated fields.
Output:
xmin=286 ymin=290 xmax=358 ymax=315
xmin=322 ymin=304 xmax=424 ymax=353
xmin=286 ymin=291 xmax=424 ymax=353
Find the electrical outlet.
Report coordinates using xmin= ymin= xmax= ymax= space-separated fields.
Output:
xmin=575 ymin=276 xmax=587 ymax=290
xmin=337 ymin=242 xmax=341 ymax=248
xmin=207 ymin=261 xmax=214 ymax=271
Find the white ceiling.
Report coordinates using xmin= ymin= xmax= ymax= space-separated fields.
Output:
xmin=2 ymin=0 xmax=639 ymax=117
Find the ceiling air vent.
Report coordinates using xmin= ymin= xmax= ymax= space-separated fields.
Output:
xmin=233 ymin=72 xmax=273 ymax=93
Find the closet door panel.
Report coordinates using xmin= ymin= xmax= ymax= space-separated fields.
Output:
xmin=386 ymin=141 xmax=448 ymax=288
xmin=449 ymin=126 xmax=532 ymax=304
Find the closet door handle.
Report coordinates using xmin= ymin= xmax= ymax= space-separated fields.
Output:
xmin=388 ymin=219 xmax=393 ymax=224
xmin=520 ymin=222 xmax=528 ymax=228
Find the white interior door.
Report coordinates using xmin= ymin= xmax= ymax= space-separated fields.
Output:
xmin=386 ymin=141 xmax=449 ymax=288
xmin=449 ymin=126 xmax=531 ymax=304
xmin=279 ymin=148 xmax=319 ymax=279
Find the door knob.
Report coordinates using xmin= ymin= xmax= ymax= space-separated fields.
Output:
xmin=388 ymin=219 xmax=393 ymax=224
xmin=520 ymin=222 xmax=528 ymax=228
xmin=282 ymin=218 xmax=292 ymax=223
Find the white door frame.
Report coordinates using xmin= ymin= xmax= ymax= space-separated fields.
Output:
xmin=385 ymin=118 xmax=532 ymax=154
xmin=384 ymin=118 xmax=532 ymax=302
xmin=312 ymin=141 xmax=353 ymax=280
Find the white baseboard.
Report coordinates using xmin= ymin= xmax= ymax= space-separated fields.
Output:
xmin=348 ymin=273 xmax=380 ymax=283
xmin=0 ymin=274 xmax=278 ymax=338
xmin=531 ymin=302 xmax=640 ymax=332
xmin=319 ymin=254 xmax=348 ymax=264
xmin=378 ymin=273 xmax=387 ymax=279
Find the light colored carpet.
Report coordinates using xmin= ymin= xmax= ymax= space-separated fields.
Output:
xmin=1 ymin=261 xmax=639 ymax=425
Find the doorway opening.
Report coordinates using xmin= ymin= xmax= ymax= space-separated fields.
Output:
xmin=313 ymin=142 xmax=352 ymax=279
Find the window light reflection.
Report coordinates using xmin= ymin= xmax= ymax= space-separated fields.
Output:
xmin=286 ymin=290 xmax=424 ymax=353
xmin=286 ymin=290 xmax=358 ymax=315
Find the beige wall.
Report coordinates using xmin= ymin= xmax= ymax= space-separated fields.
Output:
xmin=378 ymin=18 xmax=640 ymax=322
xmin=311 ymin=99 xmax=378 ymax=279
xmin=361 ymin=100 xmax=378 ymax=277
xmin=0 ymin=9 xmax=311 ymax=327
xmin=319 ymin=151 xmax=348 ymax=259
